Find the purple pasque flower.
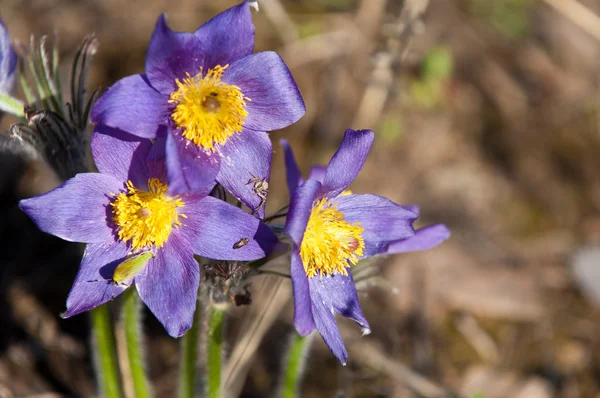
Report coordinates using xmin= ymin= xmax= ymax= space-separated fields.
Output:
xmin=0 ymin=14 xmax=17 ymax=94
xmin=19 ymin=127 xmax=278 ymax=337
xmin=282 ymin=129 xmax=449 ymax=364
xmin=91 ymin=1 xmax=305 ymax=217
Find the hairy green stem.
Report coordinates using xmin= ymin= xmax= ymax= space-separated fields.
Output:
xmin=91 ymin=305 xmax=122 ymax=398
xmin=122 ymin=287 xmax=151 ymax=398
xmin=206 ymin=307 xmax=226 ymax=398
xmin=178 ymin=299 xmax=201 ymax=398
xmin=282 ymin=333 xmax=312 ymax=398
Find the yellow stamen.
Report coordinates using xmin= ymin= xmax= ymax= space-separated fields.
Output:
xmin=168 ymin=65 xmax=249 ymax=152
xmin=111 ymin=178 xmax=185 ymax=250
xmin=300 ymin=198 xmax=365 ymax=278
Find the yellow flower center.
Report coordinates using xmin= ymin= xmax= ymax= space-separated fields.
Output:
xmin=168 ymin=65 xmax=249 ymax=152
xmin=299 ymin=198 xmax=365 ymax=278
xmin=111 ymin=178 xmax=186 ymax=250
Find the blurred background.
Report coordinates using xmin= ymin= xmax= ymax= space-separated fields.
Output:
xmin=2 ymin=0 xmax=600 ymax=397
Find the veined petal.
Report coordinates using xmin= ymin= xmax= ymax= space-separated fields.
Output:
xmin=382 ymin=224 xmax=450 ymax=254
xmin=194 ymin=1 xmax=254 ymax=70
xmin=284 ymin=179 xmax=321 ymax=245
xmin=165 ymin=129 xmax=219 ymax=196
xmin=135 ymin=230 xmax=199 ymax=338
xmin=180 ymin=195 xmax=278 ymax=260
xmin=308 ymin=166 xmax=326 ymax=183
xmin=216 ymin=130 xmax=271 ymax=217
xmin=291 ymin=248 xmax=315 ymax=335
xmin=223 ymin=52 xmax=305 ymax=131
xmin=145 ymin=14 xmax=204 ymax=95
xmin=63 ymin=241 xmax=131 ymax=318
xmin=19 ymin=173 xmax=123 ymax=244
xmin=0 ymin=16 xmax=17 ymax=95
xmin=91 ymin=126 xmax=152 ymax=188
xmin=280 ymin=139 xmax=303 ymax=197
xmin=91 ymin=74 xmax=169 ymax=139
xmin=334 ymin=194 xmax=416 ymax=257
xmin=317 ymin=129 xmax=374 ymax=199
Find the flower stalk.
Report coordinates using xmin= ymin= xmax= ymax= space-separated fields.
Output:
xmin=281 ymin=333 xmax=312 ymax=398
xmin=122 ymin=287 xmax=151 ymax=398
xmin=206 ymin=306 xmax=227 ymax=398
xmin=178 ymin=298 xmax=201 ymax=398
xmin=91 ymin=305 xmax=122 ymax=398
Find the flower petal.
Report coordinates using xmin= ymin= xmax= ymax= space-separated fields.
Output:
xmin=317 ymin=129 xmax=374 ymax=199
xmin=308 ymin=272 xmax=370 ymax=365
xmin=223 ymin=52 xmax=305 ymax=131
xmin=135 ymin=230 xmax=199 ymax=337
xmin=165 ymin=129 xmax=219 ymax=196
xmin=63 ymin=241 xmax=130 ymax=318
xmin=91 ymin=74 xmax=169 ymax=139
xmin=334 ymin=194 xmax=417 ymax=257
xmin=291 ymin=248 xmax=315 ymax=335
xmin=145 ymin=14 xmax=204 ymax=94
xmin=308 ymin=166 xmax=326 ymax=183
xmin=382 ymin=224 xmax=450 ymax=254
xmin=91 ymin=126 xmax=152 ymax=187
xmin=280 ymin=139 xmax=303 ymax=197
xmin=194 ymin=1 xmax=254 ymax=69
xmin=284 ymin=179 xmax=321 ymax=245
xmin=180 ymin=195 xmax=278 ymax=260
xmin=0 ymin=15 xmax=17 ymax=95
xmin=19 ymin=173 xmax=123 ymax=243
xmin=216 ymin=130 xmax=271 ymax=217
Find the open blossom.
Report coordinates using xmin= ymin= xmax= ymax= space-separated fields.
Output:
xmin=282 ymin=129 xmax=449 ymax=364
xmin=19 ymin=127 xmax=278 ymax=337
xmin=0 ymin=14 xmax=17 ymax=95
xmin=91 ymin=1 xmax=305 ymax=217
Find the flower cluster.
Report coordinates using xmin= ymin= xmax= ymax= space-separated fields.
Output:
xmin=18 ymin=1 xmax=449 ymax=363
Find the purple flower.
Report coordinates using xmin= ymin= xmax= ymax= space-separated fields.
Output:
xmin=282 ymin=129 xmax=449 ymax=364
xmin=19 ymin=127 xmax=278 ymax=337
xmin=91 ymin=2 xmax=305 ymax=217
xmin=0 ymin=14 xmax=17 ymax=94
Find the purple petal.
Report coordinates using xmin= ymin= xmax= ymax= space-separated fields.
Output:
xmin=280 ymin=139 xmax=303 ymax=197
xmin=194 ymin=1 xmax=254 ymax=70
xmin=317 ymin=129 xmax=374 ymax=199
xmin=179 ymin=195 xmax=278 ymax=260
xmin=0 ymin=15 xmax=17 ymax=95
xmin=19 ymin=173 xmax=123 ymax=244
xmin=308 ymin=166 xmax=326 ymax=183
xmin=382 ymin=224 xmax=450 ymax=254
xmin=333 ymin=194 xmax=416 ymax=257
xmin=165 ymin=129 xmax=219 ymax=196
xmin=402 ymin=204 xmax=419 ymax=216
xmin=291 ymin=248 xmax=315 ymax=335
xmin=216 ymin=130 xmax=271 ymax=217
xmin=284 ymin=179 xmax=321 ymax=245
xmin=63 ymin=241 xmax=131 ymax=318
xmin=135 ymin=230 xmax=199 ymax=337
xmin=91 ymin=126 xmax=152 ymax=188
xmin=91 ymin=74 xmax=169 ymax=139
xmin=146 ymin=131 xmax=169 ymax=182
xmin=223 ymin=52 xmax=305 ymax=131
xmin=145 ymin=15 xmax=204 ymax=95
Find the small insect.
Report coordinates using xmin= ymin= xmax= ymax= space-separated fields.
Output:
xmin=89 ymin=251 xmax=154 ymax=287
xmin=246 ymin=174 xmax=269 ymax=213
xmin=233 ymin=237 xmax=249 ymax=249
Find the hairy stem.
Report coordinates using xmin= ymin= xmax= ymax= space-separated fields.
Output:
xmin=122 ymin=287 xmax=151 ymax=398
xmin=281 ymin=333 xmax=313 ymax=398
xmin=91 ymin=305 xmax=122 ymax=398
xmin=206 ymin=307 xmax=226 ymax=398
xmin=178 ymin=298 xmax=201 ymax=398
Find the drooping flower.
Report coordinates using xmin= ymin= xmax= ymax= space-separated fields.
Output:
xmin=91 ymin=1 xmax=305 ymax=217
xmin=19 ymin=127 xmax=278 ymax=337
xmin=0 ymin=15 xmax=17 ymax=95
xmin=282 ymin=129 xmax=449 ymax=364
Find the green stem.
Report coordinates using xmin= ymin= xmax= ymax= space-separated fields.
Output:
xmin=91 ymin=305 xmax=122 ymax=398
xmin=178 ymin=299 xmax=201 ymax=398
xmin=0 ymin=93 xmax=25 ymax=118
xmin=206 ymin=307 xmax=226 ymax=398
xmin=122 ymin=287 xmax=151 ymax=398
xmin=282 ymin=333 xmax=312 ymax=398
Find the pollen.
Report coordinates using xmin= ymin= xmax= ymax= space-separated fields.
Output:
xmin=299 ymin=198 xmax=365 ymax=278
xmin=168 ymin=65 xmax=249 ymax=152
xmin=111 ymin=178 xmax=185 ymax=250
